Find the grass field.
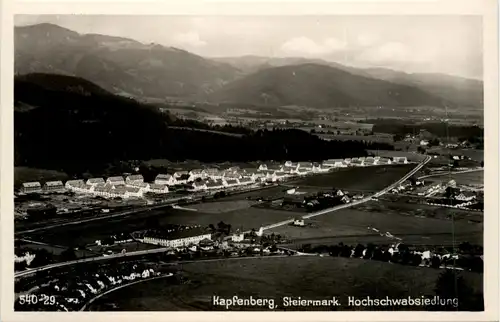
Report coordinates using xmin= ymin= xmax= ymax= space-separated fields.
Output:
xmin=14 ymin=167 xmax=69 ymax=187
xmin=189 ymin=200 xmax=258 ymax=213
xmin=291 ymin=164 xmax=414 ymax=192
xmin=25 ymin=206 xmax=296 ymax=246
xmin=269 ymin=202 xmax=483 ymax=247
xmin=425 ymin=170 xmax=484 ymax=186
xmin=88 ymin=256 xmax=483 ymax=311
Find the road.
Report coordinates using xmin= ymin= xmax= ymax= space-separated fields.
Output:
xmin=260 ymin=157 xmax=431 ymax=231
xmin=15 ymin=157 xmax=431 ymax=279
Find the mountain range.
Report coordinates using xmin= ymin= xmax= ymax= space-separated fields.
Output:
xmin=15 ymin=23 xmax=483 ymax=109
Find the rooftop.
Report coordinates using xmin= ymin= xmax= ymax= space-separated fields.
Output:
xmin=144 ymin=226 xmax=211 ymax=240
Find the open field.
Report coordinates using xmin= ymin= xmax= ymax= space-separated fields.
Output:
xmin=424 ymin=170 xmax=484 ymax=186
xmin=14 ymin=167 xmax=69 ymax=187
xmin=88 ymin=256 xmax=483 ymax=311
xmin=24 ymin=206 xmax=296 ymax=246
xmin=428 ymin=148 xmax=484 ymax=162
xmin=291 ymin=164 xmax=414 ymax=192
xmin=269 ymin=202 xmax=483 ymax=247
xmin=189 ymin=200 xmax=259 ymax=213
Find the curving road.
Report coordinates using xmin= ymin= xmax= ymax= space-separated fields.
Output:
xmin=15 ymin=157 xmax=431 ymax=279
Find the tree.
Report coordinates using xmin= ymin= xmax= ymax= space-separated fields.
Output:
xmin=480 ymin=161 xmax=484 ymax=168
xmin=429 ymin=269 xmax=484 ymax=311
xmin=353 ymin=244 xmax=365 ymax=258
xmin=430 ymin=256 xmax=441 ymax=269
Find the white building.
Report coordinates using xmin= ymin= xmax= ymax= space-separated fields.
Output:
xmin=125 ymin=186 xmax=143 ymax=198
xmin=293 ymin=219 xmax=305 ymax=227
xmin=204 ymin=168 xmax=224 ymax=180
xmin=86 ymin=178 xmax=105 ymax=186
xmin=149 ymin=184 xmax=169 ymax=194
xmin=43 ymin=181 xmax=64 ymax=192
xmin=191 ymin=181 xmax=208 ymax=191
xmin=231 ymin=233 xmax=245 ymax=242
xmin=125 ymin=174 xmax=144 ymax=184
xmin=127 ymin=181 xmax=150 ymax=191
xmin=238 ymin=177 xmax=253 ymax=186
xmin=392 ymin=156 xmax=409 ymax=164
xmin=189 ymin=169 xmax=205 ymax=181
xmin=258 ymin=164 xmax=268 ymax=171
xmin=106 ymin=176 xmax=125 ymax=186
xmin=297 ymin=162 xmax=313 ymax=172
xmin=21 ymin=182 xmax=42 ymax=194
xmin=155 ymin=174 xmax=176 ymax=186
xmin=322 ymin=159 xmax=345 ymax=168
xmin=223 ymin=178 xmax=239 ymax=187
xmin=142 ymin=228 xmax=212 ymax=248
xmin=65 ymin=179 xmax=84 ymax=189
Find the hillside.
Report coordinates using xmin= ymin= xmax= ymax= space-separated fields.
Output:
xmin=14 ymin=73 xmax=393 ymax=175
xmin=15 ymin=23 xmax=241 ymax=99
xmin=214 ymin=56 xmax=483 ymax=109
xmin=207 ymin=63 xmax=450 ymax=109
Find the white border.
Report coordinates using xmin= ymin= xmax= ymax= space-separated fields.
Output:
xmin=1 ymin=0 xmax=498 ymax=321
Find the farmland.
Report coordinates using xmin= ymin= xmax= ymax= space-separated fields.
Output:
xmin=24 ymin=206 xmax=296 ymax=246
xmin=88 ymin=255 xmax=483 ymax=311
xmin=291 ymin=164 xmax=415 ymax=192
xmin=269 ymin=201 xmax=483 ymax=248
xmin=423 ymin=170 xmax=484 ymax=186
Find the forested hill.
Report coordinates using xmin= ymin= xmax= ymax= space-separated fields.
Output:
xmin=15 ymin=73 xmax=393 ymax=175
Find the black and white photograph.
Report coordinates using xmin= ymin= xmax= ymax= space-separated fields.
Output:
xmin=1 ymin=0 xmax=499 ymax=319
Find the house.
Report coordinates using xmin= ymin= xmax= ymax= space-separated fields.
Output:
xmin=127 ymin=181 xmax=150 ymax=191
xmin=226 ymin=166 xmax=241 ymax=173
xmin=204 ymin=168 xmax=224 ymax=180
xmin=322 ymin=159 xmax=345 ymax=168
xmin=392 ymin=157 xmax=408 ymax=164
xmin=344 ymin=158 xmax=352 ymax=165
xmin=258 ymin=164 xmax=268 ymax=171
xmin=350 ymin=159 xmax=365 ymax=166
xmin=21 ymin=182 xmax=42 ymax=194
xmin=43 ymin=181 xmax=64 ymax=192
xmin=188 ymin=169 xmax=205 ymax=180
xmin=312 ymin=163 xmax=322 ymax=173
xmin=224 ymin=179 xmax=239 ymax=187
xmin=284 ymin=161 xmax=294 ymax=167
xmin=141 ymin=227 xmax=212 ymax=248
xmin=106 ymin=176 xmax=125 ymax=186
xmin=191 ymin=181 xmax=208 ymax=191
xmin=175 ymin=173 xmax=191 ymax=184
xmin=377 ymin=158 xmax=392 ymax=165
xmin=364 ymin=157 xmax=377 ymax=166
xmin=93 ymin=185 xmax=112 ymax=198
xmin=125 ymin=174 xmax=144 ymax=184
xmin=149 ymin=184 xmax=169 ymax=194
xmin=86 ymin=178 xmax=105 ymax=186
xmin=111 ymin=186 xmax=128 ymax=199
xmin=455 ymin=191 xmax=476 ymax=202
xmin=223 ymin=171 xmax=244 ymax=179
xmin=267 ymin=165 xmax=284 ymax=172
xmin=124 ymin=186 xmax=142 ymax=198
xmin=238 ymin=177 xmax=253 ymax=185
xmin=155 ymin=174 xmax=176 ymax=186
xmin=282 ymin=166 xmax=297 ymax=174
xmin=65 ymin=179 xmax=84 ymax=189
xmin=297 ymin=162 xmax=313 ymax=172
xmin=231 ymin=232 xmax=245 ymax=242
xmin=243 ymin=169 xmax=265 ymax=181
xmin=420 ymin=140 xmax=429 ymax=146
xmin=293 ymin=219 xmax=305 ymax=227
xmin=174 ymin=171 xmax=189 ymax=179
xmin=206 ymin=180 xmax=224 ymax=190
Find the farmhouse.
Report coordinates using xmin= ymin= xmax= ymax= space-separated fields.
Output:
xmin=149 ymin=184 xmax=169 ymax=194
xmin=125 ymin=174 xmax=144 ymax=184
xmin=86 ymin=177 xmax=105 ymax=186
xmin=142 ymin=226 xmax=212 ymax=248
xmin=155 ymin=174 xmax=176 ymax=185
xmin=106 ymin=176 xmax=125 ymax=186
xmin=43 ymin=181 xmax=64 ymax=192
xmin=65 ymin=179 xmax=84 ymax=189
xmin=21 ymin=182 xmax=42 ymax=194
xmin=258 ymin=164 xmax=268 ymax=171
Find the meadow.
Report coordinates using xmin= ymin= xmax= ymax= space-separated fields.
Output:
xmin=88 ymin=255 xmax=483 ymax=311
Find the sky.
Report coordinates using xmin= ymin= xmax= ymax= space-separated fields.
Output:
xmin=15 ymin=15 xmax=483 ymax=79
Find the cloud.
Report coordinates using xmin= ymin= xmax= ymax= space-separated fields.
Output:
xmin=358 ymin=42 xmax=413 ymax=63
xmin=172 ymin=31 xmax=207 ymax=48
xmin=280 ymin=37 xmax=347 ymax=56
xmin=356 ymin=33 xmax=379 ymax=47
